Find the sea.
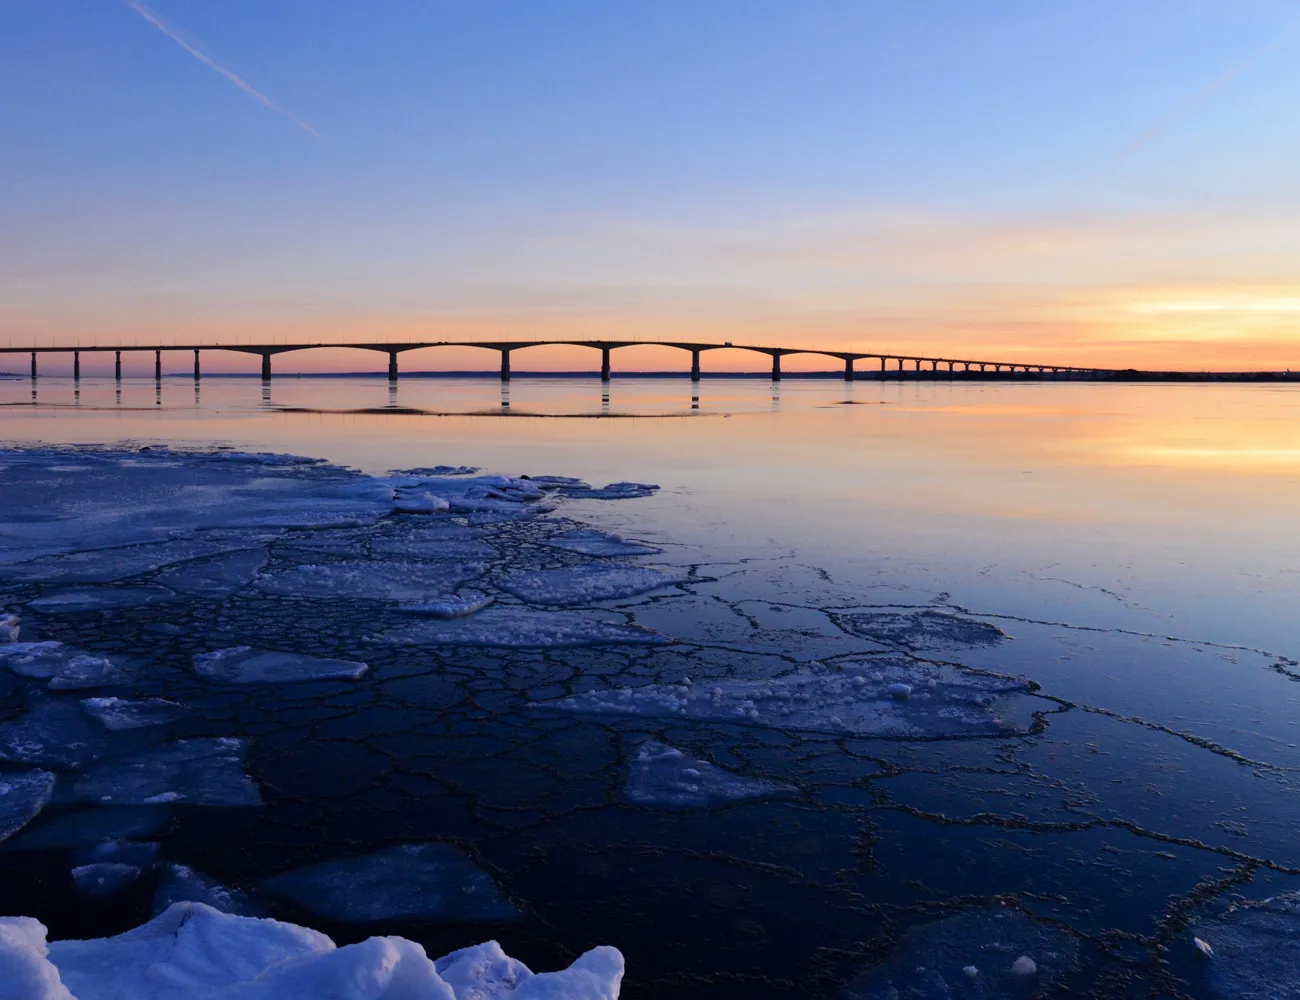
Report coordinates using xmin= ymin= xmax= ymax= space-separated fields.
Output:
xmin=3 ymin=372 xmax=1300 ymax=999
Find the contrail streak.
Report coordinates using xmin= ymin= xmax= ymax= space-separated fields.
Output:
xmin=121 ymin=0 xmax=319 ymax=138
xmin=1115 ymin=20 xmax=1299 ymax=163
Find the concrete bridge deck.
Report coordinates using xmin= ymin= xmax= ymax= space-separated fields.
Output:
xmin=0 ymin=339 xmax=1112 ymax=382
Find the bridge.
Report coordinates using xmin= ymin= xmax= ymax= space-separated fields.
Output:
xmin=0 ymin=340 xmax=1113 ymax=382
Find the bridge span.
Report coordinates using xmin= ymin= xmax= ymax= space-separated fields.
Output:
xmin=0 ymin=340 xmax=1113 ymax=382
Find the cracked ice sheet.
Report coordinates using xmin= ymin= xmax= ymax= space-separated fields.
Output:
xmin=625 ymin=741 xmax=793 ymax=808
xmin=262 ymin=843 xmax=519 ymax=922
xmin=496 ymin=564 xmax=687 ymax=606
xmin=72 ymin=738 xmax=261 ymax=807
xmin=27 ymin=587 xmax=176 ymax=614
xmin=1191 ymin=892 xmax=1300 ymax=1000
xmin=544 ymin=530 xmax=662 ymax=557
xmin=0 ymin=538 xmax=267 ymax=586
xmin=0 ymin=771 xmax=56 ymax=844
xmin=843 ymin=907 xmax=1079 ymax=999
xmin=0 ymin=700 xmax=110 ymax=768
xmin=377 ymin=607 xmax=671 ymax=648
xmin=536 ymin=659 xmax=1033 ymax=736
xmin=154 ymin=548 xmax=269 ymax=598
xmin=0 ymin=642 xmax=131 ymax=690
xmin=0 ymin=903 xmax=625 ymax=1000
xmin=255 ymin=560 xmax=484 ymax=601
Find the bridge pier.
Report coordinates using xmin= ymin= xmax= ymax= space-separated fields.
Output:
xmin=155 ymin=350 xmax=162 ymax=381
xmin=500 ymin=349 xmax=511 ymax=382
xmin=30 ymin=352 xmax=36 ymax=379
xmin=690 ymin=349 xmax=700 ymax=381
xmin=115 ymin=351 xmax=122 ymax=380
xmin=844 ymin=357 xmax=854 ymax=381
xmin=879 ymin=357 xmax=886 ymax=378
xmin=194 ymin=349 xmax=201 ymax=381
xmin=771 ymin=354 xmax=782 ymax=381
xmin=260 ymin=354 xmax=272 ymax=381
xmin=73 ymin=351 xmax=80 ymax=380
xmin=387 ymin=351 xmax=399 ymax=382
xmin=601 ymin=347 xmax=611 ymax=382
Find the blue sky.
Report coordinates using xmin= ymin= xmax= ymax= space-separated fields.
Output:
xmin=3 ymin=1 xmax=1300 ymax=369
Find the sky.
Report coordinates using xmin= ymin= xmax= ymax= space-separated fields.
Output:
xmin=3 ymin=0 xmax=1300 ymax=373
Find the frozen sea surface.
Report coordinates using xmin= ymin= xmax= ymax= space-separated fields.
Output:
xmin=27 ymin=587 xmax=176 ymax=614
xmin=1191 ymin=893 xmax=1300 ymax=1000
xmin=378 ymin=607 xmax=672 ymax=648
xmin=0 ymin=643 xmax=128 ymax=690
xmin=72 ymin=738 xmax=261 ymax=807
xmin=192 ymin=647 xmax=369 ymax=684
xmin=153 ymin=548 xmax=269 ymax=598
xmin=0 ymin=699 xmax=110 ymax=768
xmin=262 ymin=843 xmax=520 ymax=923
xmin=2 ymin=807 xmax=171 ymax=851
xmin=81 ymin=697 xmax=186 ymax=731
xmin=497 ymin=565 xmax=686 ymax=606
xmin=71 ymin=862 xmax=142 ymax=897
xmin=154 ymin=864 xmax=264 ymax=917
xmin=625 ymin=741 xmax=791 ymax=809
xmin=836 ymin=609 xmax=1009 ymax=651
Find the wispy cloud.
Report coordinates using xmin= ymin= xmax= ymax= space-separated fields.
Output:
xmin=121 ymin=0 xmax=319 ymax=138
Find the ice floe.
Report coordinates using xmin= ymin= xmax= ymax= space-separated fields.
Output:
xmin=0 ymin=771 xmax=56 ymax=844
xmin=154 ymin=548 xmax=268 ymax=598
xmin=625 ymin=741 xmax=792 ymax=809
xmin=192 ymin=647 xmax=368 ymax=684
xmin=392 ymin=489 xmax=451 ymax=514
xmin=537 ymin=660 xmax=1030 ymax=736
xmin=70 ymin=839 xmax=159 ymax=869
xmin=544 ymin=530 xmax=662 ymax=557
xmin=81 ymin=697 xmax=186 ymax=731
xmin=255 ymin=560 xmax=484 ymax=602
xmin=0 ymin=642 xmax=130 ymax=690
xmin=1191 ymin=892 xmax=1300 ymax=1000
xmin=3 ymin=806 xmax=171 ymax=851
xmin=263 ymin=843 xmax=520 ymax=923
xmin=550 ymin=482 xmax=658 ymax=500
xmin=154 ymin=864 xmax=263 ymax=917
xmin=397 ymin=592 xmax=496 ymax=618
xmin=497 ymin=565 xmax=685 ymax=606
xmin=0 ymin=902 xmax=624 ymax=1000
xmin=843 ymin=908 xmax=1077 ymax=999
xmin=71 ymin=862 xmax=142 ymax=897
xmin=0 ymin=699 xmax=110 ymax=768
xmin=27 ymin=587 xmax=176 ymax=614
xmin=369 ymin=536 xmax=497 ymax=560
xmin=837 ymin=609 xmax=1009 ymax=650
xmin=72 ymin=738 xmax=261 ymax=807
xmin=0 ymin=539 xmax=260 ymax=586
xmin=378 ymin=608 xmax=671 ymax=648
xmin=0 ymin=612 xmax=19 ymax=642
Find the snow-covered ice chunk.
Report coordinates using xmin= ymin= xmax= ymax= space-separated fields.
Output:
xmin=0 ymin=642 xmax=129 ymax=689
xmin=378 ymin=608 xmax=671 ymax=649
xmin=0 ymin=700 xmax=109 ymax=768
xmin=72 ymin=738 xmax=261 ymax=807
xmin=843 ymin=907 xmax=1077 ymax=999
xmin=71 ymin=862 xmax=141 ymax=897
xmin=3 ymin=807 xmax=171 ymax=851
xmin=0 ymin=771 xmax=56 ymax=844
xmin=0 ymin=613 xmax=19 ymax=642
xmin=192 ymin=647 xmax=368 ymax=684
xmin=397 ymin=592 xmax=495 ymax=619
xmin=262 ymin=843 xmax=519 ymax=923
xmin=82 ymin=697 xmax=185 ymax=731
xmin=537 ymin=661 xmax=1029 ymax=736
xmin=497 ymin=565 xmax=685 ymax=606
xmin=553 ymin=481 xmax=658 ymax=500
xmin=27 ymin=587 xmax=175 ymax=614
xmin=438 ymin=939 xmax=626 ymax=1000
xmin=255 ymin=560 xmax=484 ymax=601
xmin=0 ymin=902 xmax=625 ymax=1000
xmin=369 ymin=536 xmax=496 ymax=560
xmin=839 ymin=609 xmax=1008 ymax=650
xmin=154 ymin=548 xmax=268 ymax=598
xmin=625 ymin=741 xmax=792 ymax=809
xmin=395 ymin=464 xmax=479 ymax=477
xmin=1192 ymin=892 xmax=1300 ymax=999
xmin=154 ymin=864 xmax=263 ymax=917
xmin=544 ymin=530 xmax=662 ymax=557
xmin=393 ymin=490 xmax=451 ymax=514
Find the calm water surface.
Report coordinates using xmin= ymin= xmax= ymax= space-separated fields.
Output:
xmin=3 ymin=374 xmax=1300 ymax=998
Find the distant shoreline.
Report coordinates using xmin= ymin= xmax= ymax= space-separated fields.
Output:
xmin=3 ymin=369 xmax=1299 ymax=382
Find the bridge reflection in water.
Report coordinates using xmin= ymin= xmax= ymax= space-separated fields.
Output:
xmin=2 ymin=340 xmax=1109 ymax=383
